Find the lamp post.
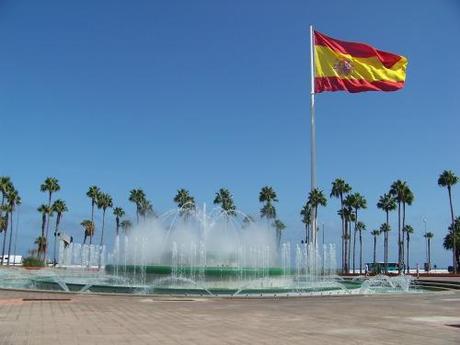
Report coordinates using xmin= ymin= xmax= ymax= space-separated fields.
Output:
xmin=423 ymin=218 xmax=428 ymax=271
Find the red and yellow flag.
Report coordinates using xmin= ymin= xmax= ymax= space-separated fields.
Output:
xmin=314 ymin=31 xmax=407 ymax=93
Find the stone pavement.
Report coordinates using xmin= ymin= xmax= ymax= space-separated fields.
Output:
xmin=0 ymin=289 xmax=459 ymax=345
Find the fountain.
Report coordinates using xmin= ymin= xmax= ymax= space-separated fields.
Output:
xmin=49 ymin=203 xmax=344 ymax=295
xmin=0 ymin=204 xmax=418 ymax=296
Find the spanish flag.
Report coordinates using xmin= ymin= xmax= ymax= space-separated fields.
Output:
xmin=314 ymin=31 xmax=407 ymax=93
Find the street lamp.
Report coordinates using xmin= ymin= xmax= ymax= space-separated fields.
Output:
xmin=423 ymin=218 xmax=428 ymax=271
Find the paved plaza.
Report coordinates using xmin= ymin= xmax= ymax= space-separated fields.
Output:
xmin=0 ymin=288 xmax=459 ymax=345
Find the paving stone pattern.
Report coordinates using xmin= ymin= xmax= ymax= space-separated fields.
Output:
xmin=0 ymin=289 xmax=459 ymax=345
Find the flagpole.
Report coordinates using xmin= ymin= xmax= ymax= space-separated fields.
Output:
xmin=309 ymin=25 xmax=317 ymax=247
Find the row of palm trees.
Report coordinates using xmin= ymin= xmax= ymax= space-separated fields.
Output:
xmin=44 ymin=183 xmax=286 ymax=265
xmin=299 ymin=169 xmax=459 ymax=274
xmin=0 ymin=177 xmax=21 ymax=265
xmin=30 ymin=176 xmax=455 ymax=273
xmin=210 ymin=186 xmax=286 ymax=248
xmin=1 ymin=171 xmax=457 ymax=273
xmin=437 ymin=170 xmax=459 ymax=273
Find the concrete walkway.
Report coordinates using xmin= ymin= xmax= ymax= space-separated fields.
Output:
xmin=0 ymin=289 xmax=459 ymax=345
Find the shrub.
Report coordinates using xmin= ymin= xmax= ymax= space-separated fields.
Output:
xmin=22 ymin=256 xmax=45 ymax=267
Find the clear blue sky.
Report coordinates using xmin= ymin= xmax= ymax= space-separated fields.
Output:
xmin=1 ymin=0 xmax=459 ymax=267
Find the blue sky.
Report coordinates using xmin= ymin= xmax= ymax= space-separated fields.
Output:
xmin=0 ymin=0 xmax=459 ymax=267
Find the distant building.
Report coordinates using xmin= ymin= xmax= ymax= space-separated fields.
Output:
xmin=0 ymin=255 xmax=22 ymax=265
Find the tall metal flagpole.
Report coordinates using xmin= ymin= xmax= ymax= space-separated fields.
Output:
xmin=309 ymin=25 xmax=317 ymax=247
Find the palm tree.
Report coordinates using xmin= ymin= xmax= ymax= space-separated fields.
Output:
xmin=0 ymin=177 xmax=12 ymax=265
xmin=273 ymin=219 xmax=286 ymax=250
xmin=438 ymin=170 xmax=459 ymax=273
xmin=97 ymin=192 xmax=113 ymax=268
xmin=0 ymin=216 xmax=6 ymax=259
xmin=444 ymin=217 xmax=460 ymax=271
xmin=0 ymin=206 xmax=10 ymax=265
xmin=120 ymin=219 xmax=132 ymax=235
xmin=173 ymin=189 xmax=196 ymax=219
xmin=113 ymin=207 xmax=125 ymax=237
xmin=259 ymin=186 xmax=278 ymax=232
xmin=371 ymin=229 xmax=380 ymax=266
xmin=389 ymin=180 xmax=406 ymax=269
xmin=424 ymin=232 xmax=434 ymax=270
xmin=377 ymin=193 xmax=397 ymax=274
xmin=86 ymin=185 xmax=100 ymax=223
xmin=300 ymin=202 xmax=311 ymax=243
xmin=214 ymin=188 xmax=236 ymax=219
xmin=40 ymin=177 xmax=60 ymax=259
xmin=34 ymin=236 xmax=47 ymax=257
xmin=37 ymin=204 xmax=50 ymax=260
xmin=40 ymin=177 xmax=60 ymax=207
xmin=330 ymin=178 xmax=352 ymax=272
xmin=400 ymin=185 xmax=414 ymax=270
xmin=341 ymin=206 xmax=355 ymax=272
xmin=356 ymin=221 xmax=366 ymax=274
xmin=84 ymin=185 xmax=100 ymax=265
xmin=139 ymin=198 xmax=155 ymax=221
xmin=260 ymin=203 xmax=276 ymax=222
xmin=81 ymin=219 xmax=95 ymax=245
xmin=345 ymin=192 xmax=367 ymax=274
xmin=129 ymin=189 xmax=146 ymax=224
xmin=0 ymin=176 xmax=12 ymax=217
xmin=259 ymin=186 xmax=278 ymax=204
xmin=390 ymin=180 xmax=414 ymax=272
xmin=6 ymin=188 xmax=21 ymax=266
xmin=37 ymin=204 xmax=49 ymax=238
xmin=403 ymin=224 xmax=414 ymax=274
xmin=379 ymin=223 xmax=391 ymax=273
xmin=307 ymin=188 xmax=327 ymax=246
xmin=52 ymin=199 xmax=68 ymax=265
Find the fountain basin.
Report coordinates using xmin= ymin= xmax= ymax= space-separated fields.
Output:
xmin=105 ymin=264 xmax=284 ymax=277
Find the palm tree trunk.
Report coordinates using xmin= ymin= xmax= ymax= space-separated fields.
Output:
xmin=406 ymin=233 xmax=410 ymax=274
xmin=0 ymin=194 xmax=3 ymax=218
xmin=91 ymin=200 xmax=95 ymax=223
xmin=352 ymin=226 xmax=356 ymax=274
xmin=401 ymin=202 xmax=406 ymax=272
xmin=44 ymin=192 xmax=52 ymax=263
xmin=359 ymin=230 xmax=363 ymax=274
xmin=383 ymin=232 xmax=386 ymax=273
xmin=0 ymin=195 xmax=4 ymax=265
xmin=88 ymin=233 xmax=93 ymax=268
xmin=40 ymin=214 xmax=46 ymax=261
xmin=53 ymin=214 xmax=61 ymax=266
xmin=397 ymin=202 xmax=401 ymax=273
xmin=348 ymin=222 xmax=352 ymax=273
xmin=373 ymin=236 xmax=377 ymax=265
xmin=385 ymin=211 xmax=389 ymax=274
xmin=343 ymin=220 xmax=348 ymax=273
xmin=12 ymin=209 xmax=19 ymax=266
xmin=340 ymin=194 xmax=345 ymax=273
xmin=448 ymin=187 xmax=457 ymax=273
xmin=1 ymin=213 xmax=8 ymax=265
xmin=99 ymin=209 xmax=106 ymax=270
xmin=88 ymin=201 xmax=95 ymax=268
xmin=7 ymin=211 xmax=13 ymax=265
